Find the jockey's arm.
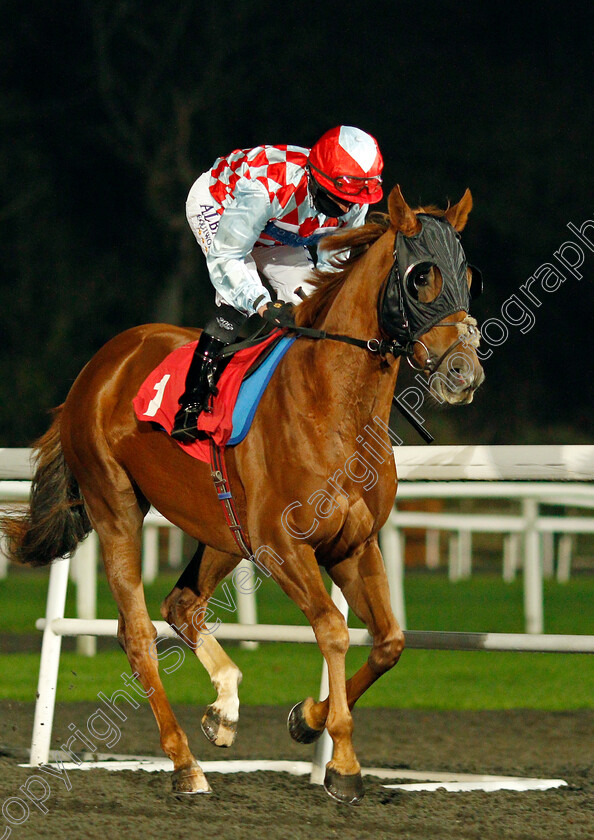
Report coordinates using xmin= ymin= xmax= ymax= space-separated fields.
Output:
xmin=206 ymin=179 xmax=274 ymax=316
xmin=315 ymin=203 xmax=369 ymax=272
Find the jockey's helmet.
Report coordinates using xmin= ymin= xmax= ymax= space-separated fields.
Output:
xmin=308 ymin=126 xmax=384 ymax=206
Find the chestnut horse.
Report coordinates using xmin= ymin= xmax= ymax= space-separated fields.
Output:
xmin=2 ymin=186 xmax=484 ymax=803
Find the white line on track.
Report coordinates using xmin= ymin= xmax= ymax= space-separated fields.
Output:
xmin=20 ymin=758 xmax=568 ymax=793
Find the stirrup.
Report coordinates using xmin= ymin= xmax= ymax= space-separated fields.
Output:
xmin=170 ymin=403 xmax=209 ymax=443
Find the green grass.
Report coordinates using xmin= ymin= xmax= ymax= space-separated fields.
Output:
xmin=1 ymin=567 xmax=593 ymax=709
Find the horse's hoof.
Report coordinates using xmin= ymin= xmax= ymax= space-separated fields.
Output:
xmin=201 ymin=704 xmax=237 ymax=748
xmin=323 ymin=766 xmax=364 ymax=805
xmin=288 ymin=700 xmax=324 ymax=744
xmin=171 ymin=761 xmax=212 ymax=796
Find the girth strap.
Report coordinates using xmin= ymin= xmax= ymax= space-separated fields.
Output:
xmin=209 ymin=441 xmax=253 ymax=560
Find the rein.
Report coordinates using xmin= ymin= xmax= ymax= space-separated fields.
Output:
xmin=277 ymin=323 xmax=409 ymax=359
xmin=284 ymin=314 xmax=471 ymax=375
xmin=218 ymin=320 xmax=411 ymax=361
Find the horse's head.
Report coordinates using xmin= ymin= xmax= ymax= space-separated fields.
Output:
xmin=381 ymin=185 xmax=485 ymax=404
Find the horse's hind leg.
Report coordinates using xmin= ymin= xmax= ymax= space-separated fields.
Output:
xmin=161 ymin=544 xmax=243 ymax=747
xmin=78 ymin=479 xmax=211 ymax=795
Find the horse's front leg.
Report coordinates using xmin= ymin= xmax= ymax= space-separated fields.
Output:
xmin=259 ymin=538 xmax=363 ymax=803
xmin=161 ymin=544 xmax=243 ymax=747
xmin=289 ymin=537 xmax=404 ymax=737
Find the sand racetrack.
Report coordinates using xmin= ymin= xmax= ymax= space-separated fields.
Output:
xmin=0 ymin=701 xmax=591 ymax=840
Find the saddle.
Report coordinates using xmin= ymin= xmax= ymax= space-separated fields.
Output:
xmin=133 ymin=329 xmax=295 ymax=463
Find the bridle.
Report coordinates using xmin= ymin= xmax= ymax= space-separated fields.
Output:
xmin=376 ymin=219 xmax=482 ymax=374
xmin=221 ymin=247 xmax=480 ymax=376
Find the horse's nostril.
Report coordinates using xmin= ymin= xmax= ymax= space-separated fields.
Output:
xmin=445 ymin=363 xmax=475 ymax=394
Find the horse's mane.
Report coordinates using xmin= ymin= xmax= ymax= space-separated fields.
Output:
xmin=294 ymin=206 xmax=447 ymax=328
xmin=294 ymin=213 xmax=389 ymax=328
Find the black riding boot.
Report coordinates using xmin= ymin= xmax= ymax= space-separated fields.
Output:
xmin=170 ymin=332 xmax=227 ymax=443
xmin=171 ymin=304 xmax=247 ymax=443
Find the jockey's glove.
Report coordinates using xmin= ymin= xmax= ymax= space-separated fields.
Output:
xmin=261 ymin=301 xmax=295 ymax=328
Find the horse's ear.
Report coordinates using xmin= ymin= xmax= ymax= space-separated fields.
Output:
xmin=444 ymin=188 xmax=473 ymax=231
xmin=388 ymin=185 xmax=422 ymax=237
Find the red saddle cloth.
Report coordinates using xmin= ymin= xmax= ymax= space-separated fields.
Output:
xmin=133 ymin=330 xmax=282 ymax=463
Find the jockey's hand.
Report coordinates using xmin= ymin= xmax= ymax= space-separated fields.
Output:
xmin=260 ymin=300 xmax=295 ymax=328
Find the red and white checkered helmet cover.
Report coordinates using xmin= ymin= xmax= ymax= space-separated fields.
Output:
xmin=309 ymin=125 xmax=383 ymax=204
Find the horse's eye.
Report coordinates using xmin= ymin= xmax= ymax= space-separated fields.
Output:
xmin=404 ymin=261 xmax=438 ymax=301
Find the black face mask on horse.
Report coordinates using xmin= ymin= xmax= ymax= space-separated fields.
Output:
xmin=379 ymin=213 xmax=483 ymax=345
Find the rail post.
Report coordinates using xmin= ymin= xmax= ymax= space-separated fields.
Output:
xmin=75 ymin=533 xmax=98 ymax=656
xmin=30 ymin=556 xmax=70 ymax=765
xmin=523 ymin=498 xmax=543 ymax=634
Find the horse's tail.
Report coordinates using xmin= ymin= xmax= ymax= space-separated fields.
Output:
xmin=0 ymin=406 xmax=92 ymax=567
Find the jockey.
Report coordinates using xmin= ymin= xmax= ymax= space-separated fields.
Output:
xmin=172 ymin=125 xmax=384 ymax=442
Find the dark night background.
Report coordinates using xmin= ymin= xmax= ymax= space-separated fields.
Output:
xmin=1 ymin=1 xmax=592 ymax=446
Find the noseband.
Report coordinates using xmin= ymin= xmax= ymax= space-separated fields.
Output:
xmin=405 ymin=315 xmax=481 ymax=374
